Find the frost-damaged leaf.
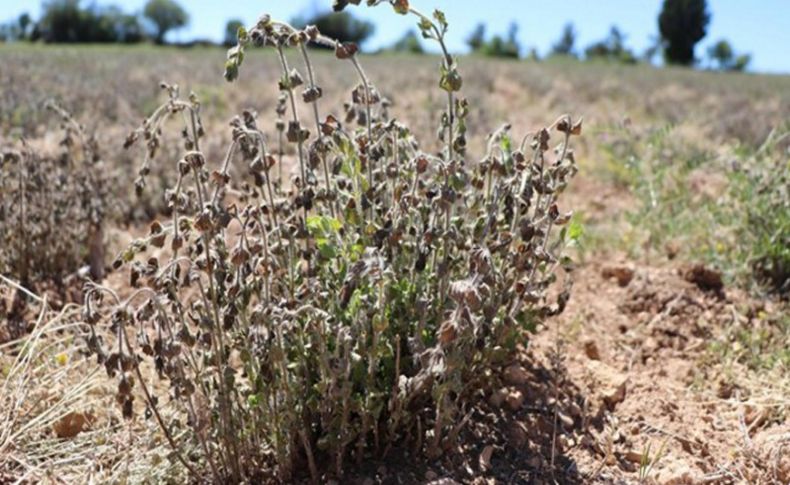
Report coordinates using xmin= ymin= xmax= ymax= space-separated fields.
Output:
xmin=332 ymin=0 xmax=362 ymax=12
xmin=335 ymin=42 xmax=359 ymax=59
xmin=392 ymin=0 xmax=409 ymax=15
xmin=557 ymin=116 xmax=583 ymax=135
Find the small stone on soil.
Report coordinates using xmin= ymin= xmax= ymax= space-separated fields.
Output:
xmin=506 ymin=389 xmax=525 ymax=411
xmin=503 ymin=363 xmax=530 ymax=385
xmin=489 ymin=387 xmax=509 ymax=408
xmin=507 ymin=422 xmax=528 ymax=448
xmin=587 ymin=360 xmax=628 ymax=410
xmin=624 ymin=450 xmax=643 ymax=464
xmin=478 ymin=445 xmax=494 ymax=471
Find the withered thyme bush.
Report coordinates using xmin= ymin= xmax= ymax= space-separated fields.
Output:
xmin=83 ymin=1 xmax=581 ymax=482
xmin=1 ymin=103 xmax=113 ymax=288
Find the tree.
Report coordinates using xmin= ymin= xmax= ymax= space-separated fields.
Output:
xmin=391 ymin=29 xmax=423 ymax=54
xmin=466 ymin=23 xmax=485 ymax=51
xmin=707 ymin=39 xmax=750 ymax=72
xmin=707 ymin=39 xmax=733 ymax=69
xmin=292 ymin=11 xmax=373 ymax=47
xmin=483 ymin=23 xmax=520 ymax=59
xmin=143 ymin=0 xmax=188 ymax=44
xmin=658 ymin=0 xmax=710 ymax=66
xmin=503 ymin=22 xmax=521 ymax=58
xmin=732 ymin=54 xmax=751 ymax=72
xmin=224 ymin=19 xmax=243 ymax=47
xmin=642 ymin=35 xmax=663 ymax=64
xmin=466 ymin=22 xmax=520 ymax=59
xmin=38 ymin=1 xmax=145 ymax=43
xmin=116 ymin=12 xmax=144 ymax=43
xmin=550 ymin=23 xmax=577 ymax=57
xmin=584 ymin=26 xmax=636 ymax=64
xmin=38 ymin=0 xmax=83 ymax=43
xmin=18 ymin=13 xmax=32 ymax=40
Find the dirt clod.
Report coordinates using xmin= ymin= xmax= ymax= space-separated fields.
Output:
xmin=683 ymin=264 xmax=723 ymax=292
xmin=583 ymin=339 xmax=601 ymax=360
xmin=602 ymin=265 xmax=635 ymax=287
xmin=587 ymin=360 xmax=628 ymax=410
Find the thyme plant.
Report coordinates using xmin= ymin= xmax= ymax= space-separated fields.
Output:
xmin=84 ymin=1 xmax=581 ymax=481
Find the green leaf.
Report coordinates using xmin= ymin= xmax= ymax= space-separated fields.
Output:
xmin=568 ymin=218 xmax=584 ymax=243
xmin=223 ymin=59 xmax=239 ymax=83
xmin=237 ymin=26 xmax=249 ymax=44
xmin=317 ymin=238 xmax=337 ymax=259
xmin=418 ymin=17 xmax=433 ymax=38
xmin=307 ymin=215 xmax=341 ymax=238
xmin=439 ymin=64 xmax=463 ymax=92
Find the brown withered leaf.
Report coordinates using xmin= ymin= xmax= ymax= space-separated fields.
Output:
xmin=335 ymin=42 xmax=358 ymax=60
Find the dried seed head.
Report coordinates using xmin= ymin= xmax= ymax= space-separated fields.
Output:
xmin=302 ymin=86 xmax=323 ymax=103
xmin=184 ymin=151 xmax=205 ymax=169
xmin=335 ymin=42 xmax=359 ymax=59
xmin=304 ymin=24 xmax=319 ymax=40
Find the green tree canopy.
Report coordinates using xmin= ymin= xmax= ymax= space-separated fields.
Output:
xmin=143 ymin=0 xmax=189 ymax=44
xmin=466 ymin=23 xmax=485 ymax=51
xmin=37 ymin=0 xmax=142 ymax=43
xmin=391 ymin=29 xmax=424 ymax=54
xmin=584 ymin=26 xmax=637 ymax=64
xmin=707 ymin=39 xmax=750 ymax=72
xmin=292 ymin=10 xmax=374 ymax=47
xmin=550 ymin=23 xmax=577 ymax=57
xmin=466 ymin=22 xmax=520 ymax=59
xmin=224 ymin=19 xmax=244 ymax=47
xmin=658 ymin=0 xmax=710 ymax=65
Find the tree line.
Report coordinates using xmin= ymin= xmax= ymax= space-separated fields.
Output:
xmin=2 ymin=0 xmax=751 ymax=72
xmin=0 ymin=0 xmax=188 ymax=45
xmin=402 ymin=0 xmax=748 ymax=71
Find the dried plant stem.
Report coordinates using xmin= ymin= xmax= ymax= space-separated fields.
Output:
xmin=192 ymin=168 xmax=242 ymax=481
xmin=119 ymin=322 xmax=199 ymax=478
xmin=298 ymin=44 xmax=336 ymax=218
xmin=85 ymin=284 xmax=198 ymax=478
xmin=0 ymin=274 xmax=44 ymax=304
xmin=349 ymin=55 xmax=375 ymax=198
xmin=276 ymin=45 xmax=308 ymax=189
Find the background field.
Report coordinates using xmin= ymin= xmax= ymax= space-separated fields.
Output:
xmin=1 ymin=44 xmax=789 ymax=483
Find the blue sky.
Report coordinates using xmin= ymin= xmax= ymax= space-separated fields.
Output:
xmin=3 ymin=0 xmax=789 ymax=73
